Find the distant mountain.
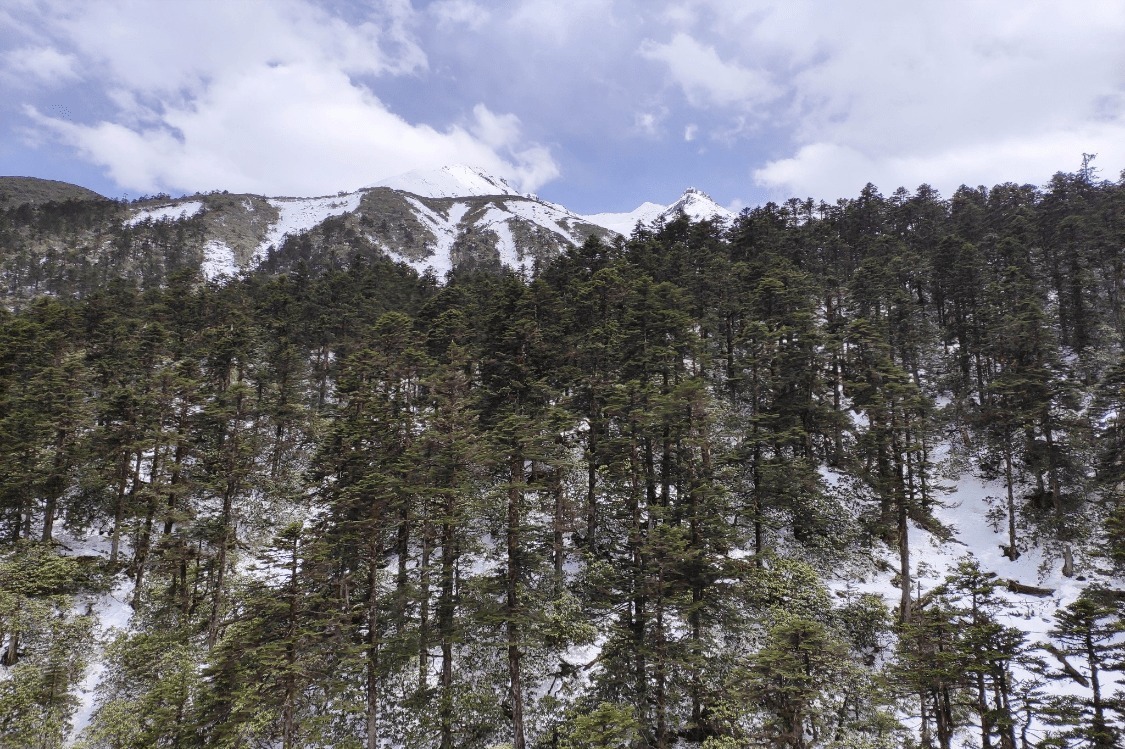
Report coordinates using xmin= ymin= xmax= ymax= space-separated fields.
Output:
xmin=0 ymin=176 xmax=107 ymax=207
xmin=581 ymin=201 xmax=668 ymax=236
xmin=113 ymin=166 xmax=648 ymax=280
xmin=661 ymin=187 xmax=736 ymax=223
xmin=1 ymin=167 xmax=739 ymax=292
xmin=582 ymin=187 xmax=735 ymax=236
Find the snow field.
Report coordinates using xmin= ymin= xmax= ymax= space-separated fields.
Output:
xmin=125 ymin=201 xmax=203 ymax=226
xmin=201 ymin=239 xmax=238 ymax=280
xmin=256 ymin=192 xmax=364 ymax=263
xmin=824 ymin=440 xmax=1123 ymax=748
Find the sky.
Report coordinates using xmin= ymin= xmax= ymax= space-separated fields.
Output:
xmin=1 ymin=0 xmax=1124 ymax=214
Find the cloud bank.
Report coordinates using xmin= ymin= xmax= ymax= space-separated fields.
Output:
xmin=2 ymin=0 xmax=1124 ymax=207
xmin=4 ymin=0 xmax=558 ymax=196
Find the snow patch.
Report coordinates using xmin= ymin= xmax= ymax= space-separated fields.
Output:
xmin=369 ymin=164 xmax=520 ymax=199
xmin=126 ymin=201 xmax=203 ymax=226
xmin=69 ymin=580 xmax=135 ymax=743
xmin=201 ymin=239 xmax=238 ymax=280
xmin=256 ymin=192 xmax=363 ymax=262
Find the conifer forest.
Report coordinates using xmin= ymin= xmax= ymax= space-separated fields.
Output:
xmin=1 ymin=168 xmax=1124 ymax=749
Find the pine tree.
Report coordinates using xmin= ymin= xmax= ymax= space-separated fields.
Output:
xmin=1039 ymin=587 xmax=1123 ymax=749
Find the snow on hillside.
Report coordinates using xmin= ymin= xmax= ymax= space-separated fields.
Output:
xmin=377 ymin=196 xmax=594 ymax=279
xmin=368 ymin=164 xmax=521 ymax=199
xmin=481 ymin=206 xmax=531 ymax=276
xmin=825 ymin=441 xmax=1123 ymax=747
xmin=201 ymin=239 xmax=238 ymax=280
xmin=256 ymin=192 xmax=363 ymax=262
xmin=377 ymin=196 xmax=465 ymax=278
xmin=126 ymin=200 xmax=203 ymax=226
xmin=503 ymin=198 xmax=589 ymax=241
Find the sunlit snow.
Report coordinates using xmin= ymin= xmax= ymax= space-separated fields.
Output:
xmin=201 ymin=239 xmax=238 ymax=280
xmin=582 ymin=188 xmax=733 ymax=235
xmin=368 ymin=164 xmax=521 ymax=199
xmin=125 ymin=200 xmax=203 ymax=226
xmin=256 ymin=192 xmax=363 ymax=262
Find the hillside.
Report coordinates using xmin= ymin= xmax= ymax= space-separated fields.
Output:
xmin=0 ymin=176 xmax=107 ymax=207
xmin=0 ymin=168 xmax=739 ymax=302
xmin=0 ymin=169 xmax=1123 ymax=749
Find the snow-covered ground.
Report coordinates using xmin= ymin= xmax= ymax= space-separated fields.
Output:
xmin=368 ymin=164 xmax=521 ymax=199
xmin=49 ymin=531 xmax=136 ymax=746
xmin=126 ymin=201 xmax=203 ymax=226
xmin=825 ymin=441 xmax=1123 ymax=748
xmin=256 ymin=192 xmax=363 ymax=262
xmin=68 ymin=579 xmax=134 ymax=743
xmin=201 ymin=239 xmax=238 ymax=280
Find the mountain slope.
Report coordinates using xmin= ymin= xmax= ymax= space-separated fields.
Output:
xmin=1 ymin=168 xmax=730 ymax=294
xmin=0 ymin=176 xmax=107 ymax=207
xmin=366 ymin=164 xmax=521 ymax=199
xmin=120 ymin=170 xmax=617 ymax=280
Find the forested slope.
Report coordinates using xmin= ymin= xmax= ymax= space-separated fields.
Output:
xmin=1 ymin=169 xmax=1123 ymax=749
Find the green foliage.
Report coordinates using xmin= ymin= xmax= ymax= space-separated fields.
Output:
xmin=557 ymin=701 xmax=641 ymax=749
xmin=0 ymin=598 xmax=93 ymax=747
xmin=2 ymin=167 xmax=1125 ymax=749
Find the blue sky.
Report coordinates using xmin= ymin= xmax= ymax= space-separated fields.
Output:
xmin=2 ymin=0 xmax=1124 ymax=213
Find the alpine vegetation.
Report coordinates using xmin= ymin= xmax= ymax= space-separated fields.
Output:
xmin=0 ymin=165 xmax=1123 ymax=749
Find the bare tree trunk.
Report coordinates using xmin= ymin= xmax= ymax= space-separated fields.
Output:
xmin=507 ymin=453 xmax=527 ymax=749
xmin=366 ymin=536 xmax=383 ymax=749
xmin=1004 ymin=439 xmax=1019 ymax=560
xmin=418 ymin=517 xmax=431 ymax=693
xmin=439 ymin=492 xmax=456 ymax=749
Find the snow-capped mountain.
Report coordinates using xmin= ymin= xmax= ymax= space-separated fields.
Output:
xmin=581 ymin=187 xmax=735 ymax=236
xmin=581 ymin=201 xmax=668 ymax=236
xmin=662 ymin=187 xmax=736 ymax=223
xmin=117 ymin=167 xmax=734 ymax=281
xmin=366 ymin=164 xmax=522 ymax=199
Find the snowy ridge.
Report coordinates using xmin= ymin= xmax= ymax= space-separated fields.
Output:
xmin=256 ymin=192 xmax=363 ymax=262
xmin=113 ymin=170 xmax=738 ymax=281
xmin=368 ymin=164 xmax=521 ymax=199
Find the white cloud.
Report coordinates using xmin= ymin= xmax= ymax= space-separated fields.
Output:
xmin=639 ymin=32 xmax=778 ymax=109
xmin=3 ymin=45 xmax=79 ymax=85
xmin=754 ymin=123 xmax=1125 ymax=201
xmin=429 ymin=0 xmax=490 ymax=31
xmin=507 ymin=0 xmax=617 ymax=45
xmin=29 ymin=63 xmax=557 ymax=195
xmin=656 ymin=0 xmax=1125 ymax=199
xmin=20 ymin=0 xmax=558 ymax=196
xmin=633 ymin=108 xmax=668 ymax=137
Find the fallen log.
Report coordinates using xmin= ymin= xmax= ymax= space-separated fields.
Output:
xmin=1005 ymin=579 xmax=1054 ymax=597
xmin=1042 ymin=643 xmax=1088 ymax=687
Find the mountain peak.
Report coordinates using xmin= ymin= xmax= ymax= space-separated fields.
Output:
xmin=581 ymin=188 xmax=734 ymax=236
xmin=663 ymin=187 xmax=733 ymax=222
xmin=367 ymin=164 xmax=521 ymax=199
